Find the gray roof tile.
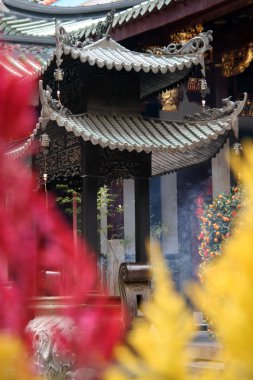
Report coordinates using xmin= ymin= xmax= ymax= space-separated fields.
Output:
xmin=9 ymin=87 xmax=245 ymax=176
xmin=60 ymin=37 xmax=203 ymax=75
xmin=0 ymin=0 xmax=173 ymax=39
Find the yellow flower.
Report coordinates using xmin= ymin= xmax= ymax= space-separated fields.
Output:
xmin=0 ymin=334 xmax=42 ymax=380
xmin=104 ymin=241 xmax=195 ymax=380
xmin=192 ymin=141 xmax=253 ymax=379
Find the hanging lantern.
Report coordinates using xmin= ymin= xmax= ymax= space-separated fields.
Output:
xmin=40 ymin=133 xmax=50 ymax=148
xmin=200 ymin=78 xmax=209 ymax=107
xmin=233 ymin=142 xmax=242 ymax=155
xmin=54 ymin=68 xmax=64 ymax=82
xmin=200 ymin=78 xmax=209 ymax=98
xmin=187 ymin=78 xmax=201 ymax=92
xmin=200 ymin=78 xmax=208 ymax=91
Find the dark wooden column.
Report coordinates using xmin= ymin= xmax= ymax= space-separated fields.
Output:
xmin=134 ymin=152 xmax=152 ymax=263
xmin=135 ymin=177 xmax=150 ymax=263
xmin=81 ymin=175 xmax=98 ymax=252
xmin=81 ymin=141 xmax=99 ymax=253
xmin=212 ymin=25 xmax=228 ymax=107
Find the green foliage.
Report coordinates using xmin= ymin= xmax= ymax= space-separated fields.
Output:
xmin=56 ymin=184 xmax=124 ymax=249
xmin=97 ymin=186 xmax=120 ymax=220
xmin=56 ymin=184 xmax=81 ymax=216
xmin=151 ymin=222 xmax=169 ymax=240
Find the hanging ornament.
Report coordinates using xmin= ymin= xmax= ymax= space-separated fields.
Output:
xmin=187 ymin=78 xmax=201 ymax=92
xmin=54 ymin=67 xmax=64 ymax=82
xmin=200 ymin=78 xmax=209 ymax=107
xmin=233 ymin=142 xmax=242 ymax=156
xmin=40 ymin=133 xmax=50 ymax=148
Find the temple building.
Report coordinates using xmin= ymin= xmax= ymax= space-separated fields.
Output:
xmin=2 ymin=0 xmax=252 ymax=290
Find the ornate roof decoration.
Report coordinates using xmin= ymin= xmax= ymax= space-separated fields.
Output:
xmin=148 ymin=31 xmax=213 ymax=56
xmin=43 ymin=85 xmax=72 ymax=115
xmin=9 ymin=83 xmax=246 ymax=176
xmin=95 ymin=9 xmax=115 ymax=39
xmin=184 ymin=95 xmax=246 ymax=121
xmin=54 ymin=31 xmax=211 ymax=75
xmin=55 ymin=20 xmax=93 ymax=49
xmin=146 ymin=30 xmax=212 ymax=76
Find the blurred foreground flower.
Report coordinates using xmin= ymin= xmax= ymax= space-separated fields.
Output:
xmin=104 ymin=241 xmax=195 ymax=380
xmin=0 ymin=334 xmax=41 ymax=380
xmin=0 ymin=65 xmax=123 ymax=377
xmin=0 ymin=66 xmax=35 ymax=142
xmin=191 ymin=141 xmax=253 ymax=379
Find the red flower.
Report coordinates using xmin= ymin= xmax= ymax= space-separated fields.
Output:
xmin=0 ymin=67 xmax=124 ymax=365
xmin=0 ymin=65 xmax=35 ymax=143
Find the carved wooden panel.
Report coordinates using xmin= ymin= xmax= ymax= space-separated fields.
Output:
xmin=35 ymin=128 xmax=81 ymax=182
xmin=96 ymin=145 xmax=151 ymax=181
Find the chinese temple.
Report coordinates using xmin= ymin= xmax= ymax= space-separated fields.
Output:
xmin=7 ymin=17 xmax=247 ymax=291
xmin=2 ymin=0 xmax=252 ymax=289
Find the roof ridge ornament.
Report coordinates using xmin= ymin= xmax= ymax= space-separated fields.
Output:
xmin=184 ymin=93 xmax=247 ymax=121
xmin=39 ymin=81 xmax=71 ymax=118
xmin=148 ymin=30 xmax=213 ymax=55
xmin=56 ymin=21 xmax=93 ymax=48
xmin=55 ymin=20 xmax=64 ymax=71
xmin=147 ymin=30 xmax=213 ymax=76
xmin=95 ymin=9 xmax=115 ymax=39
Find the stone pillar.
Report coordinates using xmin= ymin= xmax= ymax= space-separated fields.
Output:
xmin=135 ymin=178 xmax=150 ymax=263
xmin=161 ymin=173 xmax=179 ymax=255
xmin=212 ymin=139 xmax=230 ymax=198
xmin=123 ymin=179 xmax=135 ymax=262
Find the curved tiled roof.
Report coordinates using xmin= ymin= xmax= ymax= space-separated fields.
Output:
xmin=62 ymin=37 xmax=201 ymax=74
xmin=8 ymin=86 xmax=246 ymax=175
xmin=45 ymin=110 xmax=236 ymax=154
xmin=0 ymin=0 xmax=173 ymax=39
xmin=0 ymin=15 xmax=90 ymax=38
xmin=4 ymin=0 xmax=143 ymax=16
xmin=0 ymin=43 xmax=52 ymax=78
xmin=0 ymin=0 xmax=9 ymax=12
xmin=75 ymin=0 xmax=173 ymax=39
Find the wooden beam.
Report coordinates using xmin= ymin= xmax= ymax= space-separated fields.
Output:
xmin=112 ymin=0 xmax=253 ymax=42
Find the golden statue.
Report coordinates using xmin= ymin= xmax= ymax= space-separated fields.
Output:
xmin=159 ymin=87 xmax=183 ymax=112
